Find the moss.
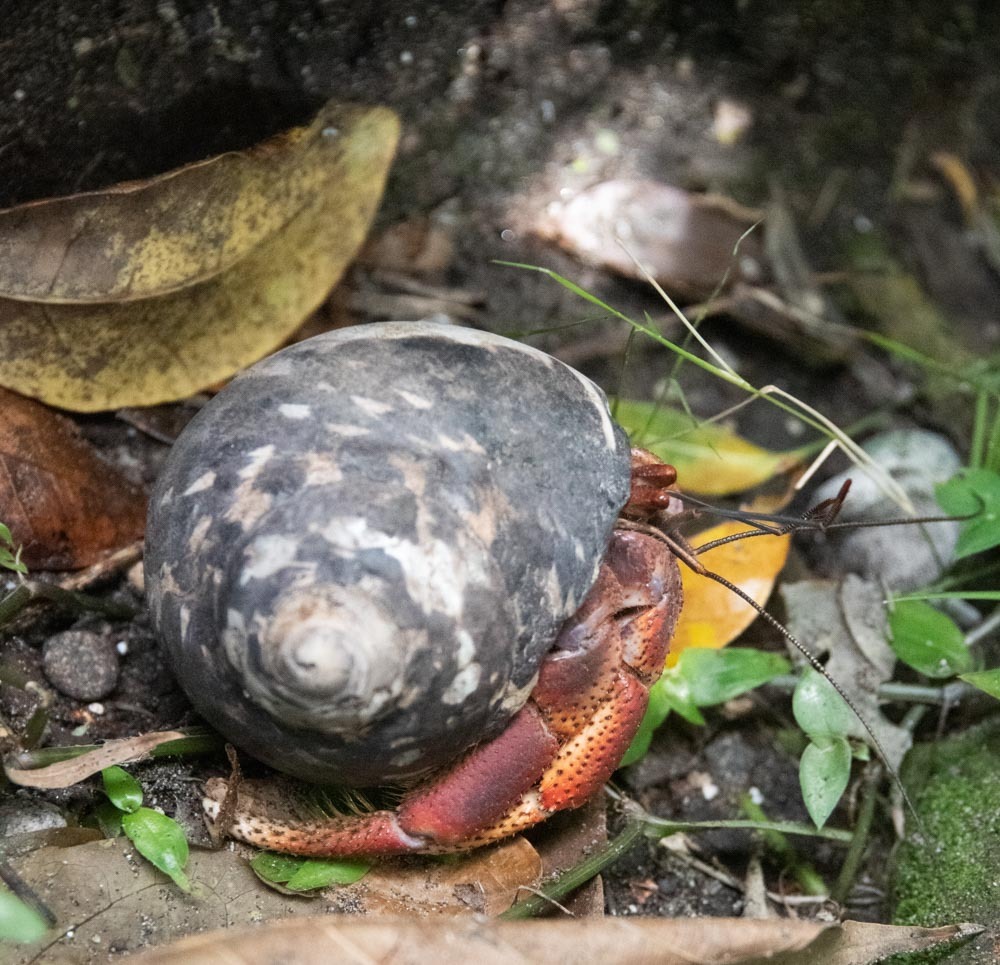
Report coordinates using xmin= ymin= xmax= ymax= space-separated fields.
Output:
xmin=890 ymin=718 xmax=1000 ymax=963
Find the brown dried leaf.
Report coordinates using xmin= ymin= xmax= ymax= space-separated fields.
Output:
xmin=5 ymin=730 xmax=187 ymax=788
xmin=6 ymin=837 xmax=329 ymax=964
xmin=339 ymin=836 xmax=542 ymax=917
xmin=0 ymin=101 xmax=399 ymax=411
xmin=121 ymin=915 xmax=981 ymax=965
xmin=539 ymin=180 xmax=763 ymax=298
xmin=0 ymin=388 xmax=146 ymax=569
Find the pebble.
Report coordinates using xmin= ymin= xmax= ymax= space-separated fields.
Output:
xmin=42 ymin=630 xmax=120 ymax=701
xmin=809 ymin=429 xmax=962 ymax=591
xmin=0 ymin=799 xmax=66 ymax=836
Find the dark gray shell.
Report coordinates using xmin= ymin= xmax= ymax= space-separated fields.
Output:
xmin=145 ymin=322 xmax=631 ymax=785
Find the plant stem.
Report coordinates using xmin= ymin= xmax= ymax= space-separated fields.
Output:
xmin=741 ymin=796 xmax=827 ymax=895
xmin=768 ymin=674 xmax=972 ymax=706
xmin=0 ymin=579 xmax=135 ymax=628
xmin=831 ymin=763 xmax=881 ymax=905
xmin=9 ymin=728 xmax=221 ymax=769
xmin=500 ymin=818 xmax=646 ymax=920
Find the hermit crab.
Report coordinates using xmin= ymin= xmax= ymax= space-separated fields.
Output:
xmin=145 ymin=321 xmax=688 ymax=856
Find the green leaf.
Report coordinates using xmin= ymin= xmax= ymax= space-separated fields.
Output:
xmin=250 ymin=851 xmax=307 ymax=884
xmin=619 ymin=673 xmax=702 ymax=768
xmin=936 ymin=469 xmax=1000 ymax=558
xmin=93 ymin=799 xmax=124 ymax=837
xmin=249 ymin=850 xmax=370 ymax=892
xmin=0 ymin=890 xmax=48 ymax=943
xmin=800 ymin=737 xmax=851 ymax=829
xmin=612 ymin=399 xmax=798 ymax=496
xmin=792 ymin=668 xmax=855 ymax=740
xmin=888 ymin=600 xmax=971 ymax=678
xmin=121 ymin=807 xmax=191 ymax=892
xmin=959 ymin=668 xmax=1000 ymax=701
xmin=285 ymin=859 xmax=370 ymax=892
xmin=0 ymin=523 xmax=12 ymax=545
xmin=676 ymin=647 xmax=791 ymax=707
xmin=620 ymin=649 xmax=789 ymax=769
xmin=102 ymin=766 xmax=143 ymax=813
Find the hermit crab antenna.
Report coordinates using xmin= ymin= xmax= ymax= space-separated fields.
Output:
xmin=617 ymin=514 xmax=923 ymax=828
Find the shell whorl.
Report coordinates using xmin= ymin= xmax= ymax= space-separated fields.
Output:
xmin=145 ymin=322 xmax=631 ymax=785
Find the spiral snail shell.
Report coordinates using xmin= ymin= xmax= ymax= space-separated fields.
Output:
xmin=145 ymin=322 xmax=633 ymax=786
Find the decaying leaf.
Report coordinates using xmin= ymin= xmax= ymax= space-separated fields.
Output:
xmin=780 ymin=576 xmax=911 ymax=774
xmin=4 ymin=730 xmax=187 ymax=789
xmin=5 ymin=835 xmax=540 ymax=963
xmin=337 ymin=836 xmax=542 ymax=917
xmin=0 ymin=387 xmax=146 ymax=568
xmin=121 ymin=915 xmax=980 ymax=965
xmin=614 ymin=399 xmax=802 ymax=496
xmin=538 ymin=179 xmax=764 ymax=299
xmin=669 ymin=520 xmax=790 ymax=663
xmin=0 ymin=100 xmax=399 ymax=411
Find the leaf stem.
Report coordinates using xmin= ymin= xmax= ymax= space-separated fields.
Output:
xmin=0 ymin=579 xmax=135 ymax=628
xmin=768 ymin=674 xmax=972 ymax=706
xmin=499 ymin=819 xmax=646 ymax=920
xmin=831 ymin=763 xmax=881 ymax=905
xmin=9 ymin=728 xmax=221 ymax=769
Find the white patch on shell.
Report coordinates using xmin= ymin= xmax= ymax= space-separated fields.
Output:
xmin=436 ymin=432 xmax=475 ymax=452
xmin=325 ymin=422 xmax=371 ymax=438
xmin=183 ymin=471 xmax=216 ymax=495
xmin=391 ymin=748 xmax=424 ymax=768
xmin=388 ymin=453 xmax=427 ymax=499
xmin=222 ymin=445 xmax=276 ymax=528
xmin=441 ymin=662 xmax=482 ymax=705
xmin=573 ymin=540 xmax=586 ymax=562
xmin=544 ymin=564 xmax=564 ymax=613
xmin=226 ymin=607 xmax=246 ymax=635
xmin=240 ymin=445 xmax=275 ymax=478
xmin=395 ymin=388 xmax=433 ymax=409
xmin=156 ymin=562 xmax=183 ymax=600
xmin=300 ymin=452 xmax=343 ymax=486
xmin=455 ymin=629 xmax=476 ymax=669
xmin=187 ymin=515 xmax=213 ymax=554
xmin=279 ymin=403 xmax=311 ymax=419
xmin=320 ymin=516 xmax=485 ymax=620
xmin=239 ymin=534 xmax=301 ymax=585
xmin=179 ymin=604 xmax=190 ymax=642
xmin=351 ymin=395 xmax=393 ymax=417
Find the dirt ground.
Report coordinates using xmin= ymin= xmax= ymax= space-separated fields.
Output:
xmin=2 ymin=0 xmax=999 ymax=944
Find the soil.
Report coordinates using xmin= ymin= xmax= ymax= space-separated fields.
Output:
xmin=1 ymin=0 xmax=999 ymax=949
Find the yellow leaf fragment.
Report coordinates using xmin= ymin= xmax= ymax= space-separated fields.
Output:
xmin=669 ymin=520 xmax=790 ymax=664
xmin=0 ymin=101 xmax=399 ymax=411
xmin=614 ymin=399 xmax=800 ymax=496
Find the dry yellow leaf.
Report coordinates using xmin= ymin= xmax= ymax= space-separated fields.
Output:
xmin=669 ymin=520 xmax=790 ymax=664
xmin=0 ymin=101 xmax=399 ymax=411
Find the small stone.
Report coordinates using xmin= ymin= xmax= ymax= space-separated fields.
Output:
xmin=42 ymin=630 xmax=120 ymax=701
xmin=0 ymin=799 xmax=66 ymax=836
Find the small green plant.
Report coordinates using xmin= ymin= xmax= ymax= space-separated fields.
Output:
xmin=101 ymin=766 xmax=192 ymax=892
xmin=0 ymin=523 xmax=27 ymax=576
